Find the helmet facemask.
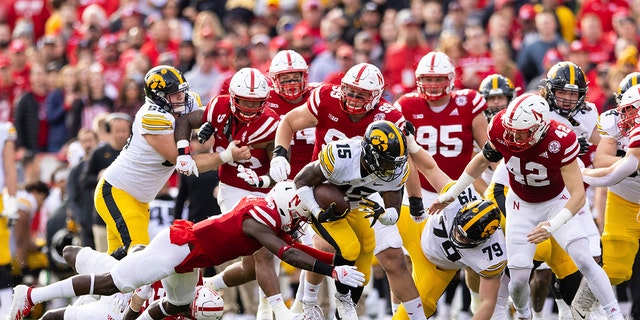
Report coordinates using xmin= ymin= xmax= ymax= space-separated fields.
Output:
xmin=503 ymin=124 xmax=542 ymax=152
xmin=416 ymin=75 xmax=452 ymax=101
xmin=484 ymin=95 xmax=510 ymax=121
xmin=362 ymin=142 xmax=407 ymax=182
xmin=340 ymin=83 xmax=379 ymax=114
xmin=617 ymin=103 xmax=640 ymax=136
xmin=273 ymin=71 xmax=307 ymax=100
xmin=549 ymin=87 xmax=585 ymax=118
xmin=230 ymin=95 xmax=267 ymax=123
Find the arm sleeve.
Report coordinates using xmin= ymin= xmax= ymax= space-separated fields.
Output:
xmin=583 ymin=155 xmax=639 ymax=187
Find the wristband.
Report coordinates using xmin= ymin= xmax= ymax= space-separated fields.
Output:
xmin=311 ymin=260 xmax=334 ymax=276
xmin=220 ymin=142 xmax=236 ymax=163
xmin=257 ymin=175 xmax=271 ymax=188
xmin=273 ymin=145 xmax=289 ymax=160
xmin=543 ymin=208 xmax=573 ymax=234
xmin=177 ymin=140 xmax=190 ymax=155
xmin=406 ymin=135 xmax=421 ymax=154
xmin=436 ymin=172 xmax=475 ymax=203
xmin=277 ymin=246 xmax=292 ymax=259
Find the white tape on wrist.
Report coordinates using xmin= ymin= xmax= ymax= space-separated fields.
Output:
xmin=542 ymin=208 xmax=573 ymax=234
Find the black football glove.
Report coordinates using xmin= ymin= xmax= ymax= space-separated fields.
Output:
xmin=577 ymin=137 xmax=590 ymax=156
xmin=198 ymin=122 xmax=214 ymax=144
xmin=317 ymin=203 xmax=349 ymax=223
xmin=360 ymin=198 xmax=386 ymax=227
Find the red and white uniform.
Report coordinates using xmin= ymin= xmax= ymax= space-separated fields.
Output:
xmin=307 ymin=84 xmax=405 ymax=159
xmin=489 ymin=110 xmax=587 ymax=269
xmin=109 ymin=196 xmax=327 ymax=307
xmin=266 ymin=84 xmax=319 ymax=177
xmin=202 ymin=95 xmax=279 ymax=212
xmin=396 ymin=89 xmax=486 ymax=194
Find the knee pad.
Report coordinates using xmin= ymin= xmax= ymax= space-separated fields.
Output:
xmin=602 ymin=233 xmax=638 ymax=285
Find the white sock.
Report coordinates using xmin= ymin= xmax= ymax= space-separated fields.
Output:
xmin=137 ymin=308 xmax=154 ymax=320
xmin=0 ymin=288 xmax=12 ymax=315
xmin=302 ymin=281 xmax=320 ymax=303
xmin=603 ymin=301 xmax=624 ymax=319
xmin=392 ymin=302 xmax=400 ymax=315
xmin=555 ymin=298 xmax=571 ymax=318
xmin=269 ymin=294 xmax=292 ymax=315
xmin=31 ymin=277 xmax=76 ymax=304
xmin=403 ymin=297 xmax=426 ymax=319
xmin=469 ymin=290 xmax=480 ymax=314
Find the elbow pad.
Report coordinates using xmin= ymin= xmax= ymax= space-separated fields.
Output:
xmin=482 ymin=142 xmax=503 ymax=162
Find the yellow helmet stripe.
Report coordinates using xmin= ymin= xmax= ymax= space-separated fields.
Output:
xmin=569 ymin=63 xmax=576 ymax=85
xmin=389 ymin=122 xmax=405 ymax=156
xmin=462 ymin=204 xmax=495 ymax=233
xmin=633 ymin=76 xmax=639 ymax=86
xmin=166 ymin=67 xmax=184 ymax=84
xmin=492 ymin=76 xmax=498 ymax=90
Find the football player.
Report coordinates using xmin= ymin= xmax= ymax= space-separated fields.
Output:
xmin=575 ymin=81 xmax=640 ymax=319
xmin=94 ymin=65 xmax=246 ymax=255
xmin=174 ymin=67 xmax=284 ymax=318
xmin=429 ymin=93 xmax=624 ymax=320
xmin=201 ymin=51 xmax=319 ymax=320
xmin=294 ymin=120 xmax=423 ymax=320
xmin=9 ymin=181 xmax=365 ymax=320
xmin=538 ymin=61 xmax=603 ymax=319
xmin=270 ymin=64 xmax=426 ymax=319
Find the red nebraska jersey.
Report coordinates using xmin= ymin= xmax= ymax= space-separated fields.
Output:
xmin=628 ymin=124 xmax=640 ymax=149
xmin=396 ymin=89 xmax=486 ymax=192
xmin=266 ymin=83 xmax=320 ymax=176
xmin=203 ymin=95 xmax=279 ymax=192
xmin=489 ymin=110 xmax=580 ymax=203
xmin=171 ymin=196 xmax=290 ymax=273
xmin=307 ymin=83 xmax=405 ymax=160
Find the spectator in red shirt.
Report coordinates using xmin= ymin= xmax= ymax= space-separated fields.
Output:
xmin=578 ymin=0 xmax=629 ymax=34
xmin=382 ymin=11 xmax=431 ymax=99
xmin=140 ymin=18 xmax=180 ymax=66
xmin=5 ymin=0 xmax=51 ymax=41
xmin=578 ymin=13 xmax=615 ymax=68
xmin=456 ymin=23 xmax=495 ymax=89
xmin=9 ymin=40 xmax=31 ymax=99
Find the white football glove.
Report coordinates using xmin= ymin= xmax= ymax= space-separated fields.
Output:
xmin=2 ymin=196 xmax=18 ymax=226
xmin=269 ymin=156 xmax=291 ymax=182
xmin=111 ymin=292 xmax=131 ymax=313
xmin=377 ymin=208 xmax=398 ymax=226
xmin=134 ymin=284 xmax=153 ymax=300
xmin=176 ymin=154 xmax=199 ymax=177
xmin=332 ymin=265 xmax=365 ymax=287
xmin=237 ymin=165 xmax=271 ymax=188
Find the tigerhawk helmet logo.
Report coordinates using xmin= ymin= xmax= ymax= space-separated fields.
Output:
xmin=370 ymin=128 xmax=394 ymax=152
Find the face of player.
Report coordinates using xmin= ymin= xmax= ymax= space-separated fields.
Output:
xmin=167 ymin=90 xmax=187 ymax=113
xmin=417 ymin=75 xmax=449 ymax=98
xmin=341 ymin=85 xmax=373 ymax=112
xmin=553 ymin=89 xmax=580 ymax=112
xmin=486 ymin=95 xmax=509 ymax=114
xmin=233 ymin=97 xmax=265 ymax=121
xmin=277 ymin=71 xmax=305 ymax=99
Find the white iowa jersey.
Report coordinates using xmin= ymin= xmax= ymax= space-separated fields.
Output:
xmin=550 ymin=102 xmax=598 ymax=140
xmin=0 ymin=122 xmax=16 ymax=189
xmin=421 ymin=187 xmax=506 ymax=277
xmin=317 ymin=139 xmax=408 ymax=207
xmin=103 ymin=101 xmax=177 ymax=203
xmin=596 ymin=109 xmax=640 ymax=203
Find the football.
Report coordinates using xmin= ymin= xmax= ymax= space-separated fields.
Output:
xmin=313 ymin=183 xmax=350 ymax=213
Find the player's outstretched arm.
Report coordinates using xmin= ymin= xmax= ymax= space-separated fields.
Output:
xmin=243 ymin=218 xmax=365 ymax=287
xmin=582 ymin=147 xmax=640 ymax=186
xmin=474 ymin=273 xmax=501 ymax=319
xmin=174 ymin=109 xmax=205 ymax=142
xmin=428 ymin=152 xmax=491 ymax=214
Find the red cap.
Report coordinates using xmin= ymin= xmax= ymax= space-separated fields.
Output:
xmin=270 ymin=36 xmax=288 ymax=51
xmin=8 ymin=39 xmax=26 ymax=53
xmin=293 ymin=24 xmax=312 ymax=40
xmin=519 ymin=3 xmax=536 ymax=21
